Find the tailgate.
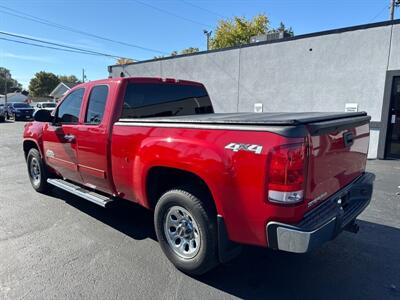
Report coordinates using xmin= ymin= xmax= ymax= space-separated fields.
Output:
xmin=305 ymin=116 xmax=370 ymax=210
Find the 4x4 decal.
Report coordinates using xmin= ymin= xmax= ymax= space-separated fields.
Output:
xmin=225 ymin=143 xmax=263 ymax=154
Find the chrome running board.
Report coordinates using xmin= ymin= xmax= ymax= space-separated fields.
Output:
xmin=47 ymin=178 xmax=113 ymax=207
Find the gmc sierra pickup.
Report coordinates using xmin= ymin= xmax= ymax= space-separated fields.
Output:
xmin=23 ymin=77 xmax=375 ymax=275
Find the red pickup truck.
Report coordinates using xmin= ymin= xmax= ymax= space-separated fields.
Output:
xmin=23 ymin=77 xmax=374 ymax=275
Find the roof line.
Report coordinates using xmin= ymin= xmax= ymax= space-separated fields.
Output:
xmin=108 ymin=19 xmax=400 ymax=69
xmin=49 ymin=82 xmax=70 ymax=96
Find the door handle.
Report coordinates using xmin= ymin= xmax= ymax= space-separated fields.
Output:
xmin=64 ymin=134 xmax=75 ymax=142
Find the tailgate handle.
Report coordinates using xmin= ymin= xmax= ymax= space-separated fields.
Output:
xmin=343 ymin=132 xmax=354 ymax=147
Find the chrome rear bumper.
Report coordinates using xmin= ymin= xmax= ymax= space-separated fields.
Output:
xmin=266 ymin=172 xmax=375 ymax=253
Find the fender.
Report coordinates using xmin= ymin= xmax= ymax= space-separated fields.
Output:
xmin=133 ymin=136 xmax=236 ymax=217
xmin=23 ymin=122 xmax=45 ymax=158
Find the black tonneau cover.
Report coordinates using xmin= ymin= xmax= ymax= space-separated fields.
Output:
xmin=119 ymin=112 xmax=367 ymax=126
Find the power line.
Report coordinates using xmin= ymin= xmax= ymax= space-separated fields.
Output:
xmin=0 ymin=4 xmax=168 ymax=55
xmin=132 ymin=0 xmax=212 ymax=28
xmin=369 ymin=4 xmax=389 ymax=22
xmin=0 ymin=37 xmax=120 ymax=57
xmin=181 ymin=0 xmax=226 ymax=19
xmin=0 ymin=31 xmax=131 ymax=59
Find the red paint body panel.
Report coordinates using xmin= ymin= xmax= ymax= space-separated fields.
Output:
xmin=111 ymin=125 xmax=306 ymax=246
xmin=305 ymin=123 xmax=369 ymax=210
xmin=23 ymin=77 xmax=370 ymax=248
xmin=42 ymin=123 xmax=83 ymax=182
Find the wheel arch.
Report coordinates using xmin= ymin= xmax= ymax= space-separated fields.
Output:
xmin=23 ymin=139 xmax=42 ymax=159
xmin=145 ymin=166 xmax=220 ymax=217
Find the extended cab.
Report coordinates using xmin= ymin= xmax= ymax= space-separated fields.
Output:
xmin=23 ymin=77 xmax=375 ymax=275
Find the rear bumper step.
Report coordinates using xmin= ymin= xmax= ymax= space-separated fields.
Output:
xmin=266 ymin=172 xmax=375 ymax=253
xmin=47 ymin=179 xmax=114 ymax=207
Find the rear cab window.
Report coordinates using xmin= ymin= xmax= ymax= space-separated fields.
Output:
xmin=121 ymin=82 xmax=213 ymax=119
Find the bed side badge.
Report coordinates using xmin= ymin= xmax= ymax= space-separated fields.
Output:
xmin=225 ymin=143 xmax=263 ymax=154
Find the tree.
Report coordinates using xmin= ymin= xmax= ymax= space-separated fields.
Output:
xmin=210 ymin=14 xmax=269 ymax=49
xmin=116 ymin=58 xmax=134 ymax=65
xmin=154 ymin=47 xmax=199 ymax=59
xmin=270 ymin=21 xmax=294 ymax=36
xmin=58 ymin=75 xmax=81 ymax=85
xmin=210 ymin=14 xmax=293 ymax=50
xmin=180 ymin=47 xmax=199 ymax=55
xmin=29 ymin=71 xmax=60 ymax=97
xmin=0 ymin=67 xmax=22 ymax=94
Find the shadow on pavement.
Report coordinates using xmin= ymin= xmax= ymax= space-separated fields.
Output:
xmin=200 ymin=220 xmax=400 ymax=299
xmin=50 ymin=187 xmax=400 ymax=300
xmin=51 ymin=187 xmax=156 ymax=241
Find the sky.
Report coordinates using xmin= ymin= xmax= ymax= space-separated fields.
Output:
xmin=0 ymin=0 xmax=396 ymax=89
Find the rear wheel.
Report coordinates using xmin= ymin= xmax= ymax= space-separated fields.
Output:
xmin=27 ymin=148 xmax=50 ymax=193
xmin=154 ymin=188 xmax=219 ymax=275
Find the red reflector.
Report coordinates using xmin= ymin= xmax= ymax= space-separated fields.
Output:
xmin=267 ymin=143 xmax=306 ymax=203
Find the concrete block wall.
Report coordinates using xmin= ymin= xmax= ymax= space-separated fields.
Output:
xmin=110 ymin=22 xmax=400 ymax=159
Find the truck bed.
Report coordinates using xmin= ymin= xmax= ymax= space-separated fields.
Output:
xmin=118 ymin=112 xmax=367 ymax=126
xmin=117 ymin=112 xmax=370 ymax=137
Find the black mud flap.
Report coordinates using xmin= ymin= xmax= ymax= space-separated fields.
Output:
xmin=217 ymin=215 xmax=242 ymax=263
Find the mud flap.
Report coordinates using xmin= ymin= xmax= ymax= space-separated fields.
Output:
xmin=217 ymin=215 xmax=242 ymax=263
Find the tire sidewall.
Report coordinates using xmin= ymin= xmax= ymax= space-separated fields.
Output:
xmin=27 ymin=149 xmax=48 ymax=192
xmin=155 ymin=190 xmax=217 ymax=275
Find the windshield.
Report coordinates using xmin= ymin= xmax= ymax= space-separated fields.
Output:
xmin=13 ymin=103 xmax=31 ymax=108
xmin=42 ymin=103 xmax=56 ymax=108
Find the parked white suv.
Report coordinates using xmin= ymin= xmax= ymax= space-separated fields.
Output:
xmin=33 ymin=102 xmax=57 ymax=116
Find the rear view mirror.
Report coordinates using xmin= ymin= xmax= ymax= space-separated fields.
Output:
xmin=34 ymin=109 xmax=53 ymax=122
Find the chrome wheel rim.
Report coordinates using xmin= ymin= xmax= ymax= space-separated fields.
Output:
xmin=29 ymin=157 xmax=41 ymax=186
xmin=164 ymin=206 xmax=201 ymax=259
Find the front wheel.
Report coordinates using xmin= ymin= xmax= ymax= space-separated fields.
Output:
xmin=154 ymin=188 xmax=219 ymax=275
xmin=27 ymin=148 xmax=50 ymax=193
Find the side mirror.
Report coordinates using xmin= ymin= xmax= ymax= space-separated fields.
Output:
xmin=34 ymin=109 xmax=53 ymax=122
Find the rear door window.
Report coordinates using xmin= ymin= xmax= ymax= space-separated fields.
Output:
xmin=121 ymin=83 xmax=213 ymax=118
xmin=85 ymin=85 xmax=108 ymax=124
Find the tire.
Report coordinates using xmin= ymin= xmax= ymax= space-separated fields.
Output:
xmin=154 ymin=187 xmax=219 ymax=275
xmin=0 ymin=116 xmax=5 ymax=122
xmin=26 ymin=148 xmax=50 ymax=193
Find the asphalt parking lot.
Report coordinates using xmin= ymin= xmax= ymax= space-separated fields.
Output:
xmin=0 ymin=121 xmax=399 ymax=299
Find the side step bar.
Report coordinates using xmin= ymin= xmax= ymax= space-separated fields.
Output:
xmin=47 ymin=178 xmax=114 ymax=207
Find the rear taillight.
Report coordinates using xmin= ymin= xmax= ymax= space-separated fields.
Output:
xmin=267 ymin=142 xmax=306 ymax=204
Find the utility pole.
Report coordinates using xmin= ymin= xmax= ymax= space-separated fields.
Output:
xmin=2 ymin=71 xmax=10 ymax=106
xmin=82 ymin=68 xmax=87 ymax=83
xmin=203 ymin=30 xmax=212 ymax=50
xmin=390 ymin=0 xmax=400 ymax=20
